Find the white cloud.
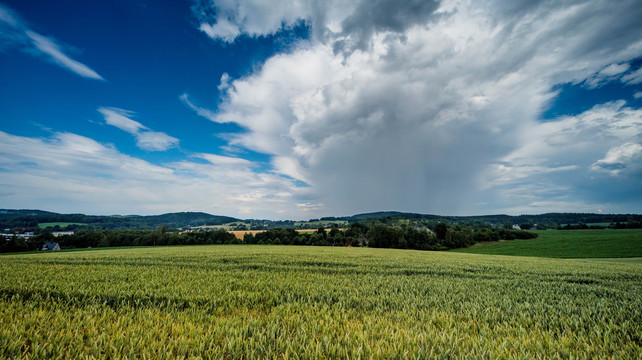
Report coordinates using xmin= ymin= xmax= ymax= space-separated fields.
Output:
xmin=218 ymin=73 xmax=231 ymax=91
xmin=585 ymin=63 xmax=632 ymax=88
xmin=599 ymin=63 xmax=630 ymax=76
xmin=98 ymin=107 xmax=179 ymax=152
xmin=179 ymin=94 xmax=220 ymax=123
xmin=0 ymin=4 xmax=27 ymax=49
xmin=591 ymin=142 xmax=642 ymax=175
xmin=482 ymin=101 xmax=642 ymax=212
xmin=192 ymin=0 xmax=441 ymax=52
xmin=98 ymin=107 xmax=146 ymax=134
xmin=199 ymin=19 xmax=241 ymax=43
xmin=272 ymin=156 xmax=309 ymax=183
xmin=0 ymin=4 xmax=18 ymax=27
xmin=26 ymin=31 xmax=104 ymax=81
xmin=136 ymin=131 xmax=180 ymax=152
xmin=192 ymin=0 xmax=313 ymax=42
xmin=634 ymin=92 xmax=642 ymax=99
xmin=0 ymin=4 xmax=104 ymax=80
xmin=622 ymin=67 xmax=642 ymax=85
xmin=189 ymin=0 xmax=642 ymax=215
xmin=196 ymin=153 xmax=254 ymax=167
xmin=0 ymin=131 xmax=310 ymax=219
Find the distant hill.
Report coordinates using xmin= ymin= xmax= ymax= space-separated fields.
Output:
xmin=347 ymin=211 xmax=444 ymax=222
xmin=1 ymin=209 xmax=640 ymax=231
xmin=341 ymin=211 xmax=640 ymax=227
xmin=0 ymin=210 xmax=238 ymax=230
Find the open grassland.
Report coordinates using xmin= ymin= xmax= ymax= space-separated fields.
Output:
xmin=454 ymin=229 xmax=642 ymax=258
xmin=1 ymin=246 xmax=640 ymax=359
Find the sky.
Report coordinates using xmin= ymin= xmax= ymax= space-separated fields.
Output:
xmin=0 ymin=0 xmax=641 ymax=220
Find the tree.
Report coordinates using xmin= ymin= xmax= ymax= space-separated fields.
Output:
xmin=442 ymin=228 xmax=473 ymax=249
xmin=366 ymin=224 xmax=403 ymax=248
xmin=434 ymin=223 xmax=449 ymax=240
xmin=519 ymin=223 xmax=533 ymax=230
xmin=404 ymin=227 xmax=436 ymax=250
xmin=243 ymin=232 xmax=256 ymax=244
xmin=310 ymin=233 xmax=326 ymax=246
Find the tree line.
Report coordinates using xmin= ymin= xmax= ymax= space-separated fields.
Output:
xmin=1 ymin=222 xmax=536 ymax=253
xmin=0 ymin=227 xmax=239 ymax=253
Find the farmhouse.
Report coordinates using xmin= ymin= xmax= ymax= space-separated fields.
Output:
xmin=42 ymin=242 xmax=61 ymax=251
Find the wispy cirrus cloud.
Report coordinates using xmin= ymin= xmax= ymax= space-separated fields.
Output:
xmin=136 ymin=131 xmax=181 ymax=152
xmin=179 ymin=93 xmax=221 ymax=123
xmin=98 ymin=107 xmax=145 ymax=134
xmin=622 ymin=67 xmax=642 ymax=85
xmin=25 ymin=30 xmax=104 ymax=80
xmin=98 ymin=107 xmax=179 ymax=152
xmin=0 ymin=3 xmax=104 ymax=80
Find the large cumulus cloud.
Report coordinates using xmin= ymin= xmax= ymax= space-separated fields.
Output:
xmin=187 ymin=0 xmax=642 ymax=215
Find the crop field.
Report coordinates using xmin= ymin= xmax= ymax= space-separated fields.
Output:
xmin=454 ymin=229 xmax=642 ymax=258
xmin=228 ymin=230 xmax=265 ymax=239
xmin=228 ymin=229 xmax=335 ymax=239
xmin=1 ymin=245 xmax=640 ymax=358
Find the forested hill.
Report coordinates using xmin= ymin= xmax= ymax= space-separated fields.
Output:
xmin=321 ymin=211 xmax=641 ymax=228
xmin=1 ymin=209 xmax=640 ymax=231
xmin=0 ymin=210 xmax=238 ymax=230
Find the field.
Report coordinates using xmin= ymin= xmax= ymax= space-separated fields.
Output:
xmin=1 ymin=246 xmax=640 ymax=358
xmin=228 ymin=229 xmax=327 ymax=239
xmin=454 ymin=229 xmax=642 ymax=258
xmin=228 ymin=230 xmax=265 ymax=239
xmin=37 ymin=222 xmax=87 ymax=229
xmin=294 ymin=220 xmax=349 ymax=227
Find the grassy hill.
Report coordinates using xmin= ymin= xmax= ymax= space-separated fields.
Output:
xmin=453 ymin=229 xmax=642 ymax=258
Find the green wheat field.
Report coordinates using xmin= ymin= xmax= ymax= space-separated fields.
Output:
xmin=454 ymin=229 xmax=642 ymax=258
xmin=1 ymin=245 xmax=641 ymax=358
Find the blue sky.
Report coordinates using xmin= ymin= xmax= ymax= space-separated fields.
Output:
xmin=1 ymin=0 xmax=641 ymax=219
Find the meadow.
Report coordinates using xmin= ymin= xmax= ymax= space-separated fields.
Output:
xmin=1 ymin=245 xmax=640 ymax=358
xmin=37 ymin=222 xmax=87 ymax=229
xmin=454 ymin=229 xmax=642 ymax=258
